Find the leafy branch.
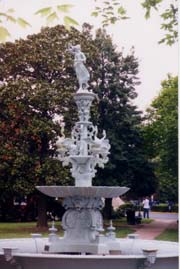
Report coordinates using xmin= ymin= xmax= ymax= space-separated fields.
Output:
xmin=91 ymin=0 xmax=129 ymax=27
xmin=0 ymin=1 xmax=178 ymax=45
xmin=141 ymin=0 xmax=178 ymax=45
xmin=0 ymin=8 xmax=30 ymax=42
xmin=35 ymin=4 xmax=79 ymax=29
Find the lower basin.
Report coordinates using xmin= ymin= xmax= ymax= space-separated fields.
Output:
xmin=0 ymin=238 xmax=178 ymax=269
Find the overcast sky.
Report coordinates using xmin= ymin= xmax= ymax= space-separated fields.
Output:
xmin=2 ymin=0 xmax=178 ymax=112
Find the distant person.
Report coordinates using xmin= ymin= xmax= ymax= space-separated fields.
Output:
xmin=149 ymin=198 xmax=154 ymax=209
xmin=142 ymin=197 xmax=150 ymax=218
xmin=167 ymin=200 xmax=173 ymax=212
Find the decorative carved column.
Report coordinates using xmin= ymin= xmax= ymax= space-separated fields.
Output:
xmin=62 ymin=196 xmax=104 ymax=243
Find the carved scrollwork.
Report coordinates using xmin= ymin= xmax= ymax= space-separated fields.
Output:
xmin=76 ymin=99 xmax=92 ymax=122
xmin=62 ymin=209 xmax=92 ymax=230
xmin=62 ymin=196 xmax=104 ymax=242
xmin=62 ymin=210 xmax=77 ymax=229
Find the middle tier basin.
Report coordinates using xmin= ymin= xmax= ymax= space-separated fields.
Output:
xmin=36 ymin=186 xmax=129 ymax=198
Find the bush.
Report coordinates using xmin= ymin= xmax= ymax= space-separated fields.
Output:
xmin=112 ymin=202 xmax=138 ymax=219
xmin=151 ymin=203 xmax=178 ymax=212
xmin=172 ymin=204 xmax=178 ymax=212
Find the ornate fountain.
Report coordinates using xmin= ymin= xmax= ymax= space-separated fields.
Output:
xmin=0 ymin=44 xmax=178 ymax=269
xmin=37 ymin=44 xmax=129 ymax=254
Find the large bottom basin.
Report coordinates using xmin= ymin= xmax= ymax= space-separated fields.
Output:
xmin=0 ymin=238 xmax=178 ymax=269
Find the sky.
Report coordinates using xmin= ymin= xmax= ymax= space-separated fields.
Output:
xmin=1 ymin=0 xmax=178 ymax=112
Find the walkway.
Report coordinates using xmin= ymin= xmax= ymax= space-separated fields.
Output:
xmin=133 ymin=217 xmax=178 ymax=240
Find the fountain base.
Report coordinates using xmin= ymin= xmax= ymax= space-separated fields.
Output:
xmin=36 ymin=186 xmax=129 ymax=254
xmin=0 ymin=238 xmax=178 ymax=269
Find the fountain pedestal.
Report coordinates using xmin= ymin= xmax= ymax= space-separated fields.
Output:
xmin=37 ymin=186 xmax=129 ymax=254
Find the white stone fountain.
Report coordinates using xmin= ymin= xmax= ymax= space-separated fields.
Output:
xmin=0 ymin=44 xmax=178 ymax=269
xmin=37 ymin=43 xmax=129 ymax=255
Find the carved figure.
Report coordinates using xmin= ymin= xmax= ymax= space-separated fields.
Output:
xmin=91 ymin=129 xmax=110 ymax=153
xmin=68 ymin=44 xmax=90 ymax=90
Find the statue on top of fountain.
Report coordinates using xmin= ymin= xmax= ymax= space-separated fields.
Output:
xmin=68 ymin=44 xmax=90 ymax=91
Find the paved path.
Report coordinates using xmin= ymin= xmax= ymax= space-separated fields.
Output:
xmin=150 ymin=212 xmax=178 ymax=220
xmin=132 ymin=213 xmax=178 ymax=240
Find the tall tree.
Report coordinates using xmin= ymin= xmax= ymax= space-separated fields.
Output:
xmin=0 ymin=79 xmax=72 ymax=225
xmin=0 ymin=25 xmax=88 ymax=226
xmin=143 ymin=75 xmax=178 ymax=201
xmin=84 ymin=26 xmax=157 ymax=213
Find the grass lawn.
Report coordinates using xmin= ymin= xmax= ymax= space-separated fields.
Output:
xmin=105 ymin=218 xmax=153 ymax=226
xmin=116 ymin=227 xmax=134 ymax=238
xmin=0 ymin=219 xmax=177 ymax=241
xmin=155 ymin=228 xmax=178 ymax=242
xmin=142 ymin=218 xmax=153 ymax=224
xmin=0 ymin=217 xmax=152 ymax=239
xmin=0 ymin=220 xmax=135 ymax=239
xmin=0 ymin=222 xmax=64 ymax=238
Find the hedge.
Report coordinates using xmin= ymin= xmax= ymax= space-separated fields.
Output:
xmin=151 ymin=203 xmax=178 ymax=212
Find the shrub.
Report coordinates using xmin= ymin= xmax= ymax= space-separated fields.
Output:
xmin=113 ymin=202 xmax=138 ymax=219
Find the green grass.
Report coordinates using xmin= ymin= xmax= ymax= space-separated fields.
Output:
xmin=105 ymin=218 xmax=153 ymax=226
xmin=142 ymin=218 xmax=153 ymax=224
xmin=0 ymin=217 xmax=152 ymax=239
xmin=0 ymin=222 xmax=64 ymax=239
xmin=116 ymin=227 xmax=135 ymax=238
xmin=0 ymin=220 xmax=135 ymax=239
xmin=155 ymin=228 xmax=178 ymax=242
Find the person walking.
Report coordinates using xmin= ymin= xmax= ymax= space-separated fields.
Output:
xmin=142 ymin=197 xmax=150 ymax=218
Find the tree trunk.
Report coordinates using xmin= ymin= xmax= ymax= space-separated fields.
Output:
xmin=103 ymin=198 xmax=113 ymax=219
xmin=37 ymin=131 xmax=49 ymax=228
xmin=0 ymin=201 xmax=7 ymax=221
xmin=37 ymin=193 xmax=48 ymax=228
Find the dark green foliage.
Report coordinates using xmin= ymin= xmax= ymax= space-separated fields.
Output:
xmin=88 ymin=28 xmax=157 ymax=198
xmin=0 ymin=25 xmax=95 ymax=200
xmin=0 ymin=81 xmax=71 ymax=194
xmin=143 ymin=76 xmax=178 ymax=202
xmin=0 ymin=25 xmax=92 ymax=225
xmin=113 ymin=202 xmax=136 ymax=219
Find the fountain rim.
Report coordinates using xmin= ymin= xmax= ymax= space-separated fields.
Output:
xmin=0 ymin=252 xmax=178 ymax=259
xmin=0 ymin=238 xmax=178 ymax=258
xmin=36 ymin=185 xmax=130 ymax=198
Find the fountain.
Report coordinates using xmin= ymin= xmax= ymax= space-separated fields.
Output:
xmin=0 ymin=44 xmax=178 ymax=269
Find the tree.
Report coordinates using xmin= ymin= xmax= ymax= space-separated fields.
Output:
xmin=0 ymin=79 xmax=73 ymax=225
xmin=0 ymin=24 xmax=102 ymax=225
xmin=81 ymin=26 xmax=157 ymax=217
xmin=0 ymin=24 xmax=156 ymax=224
xmin=0 ymin=25 xmax=88 ymax=226
xmin=89 ymin=28 xmax=157 ymax=196
xmin=143 ymin=75 xmax=178 ymax=202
